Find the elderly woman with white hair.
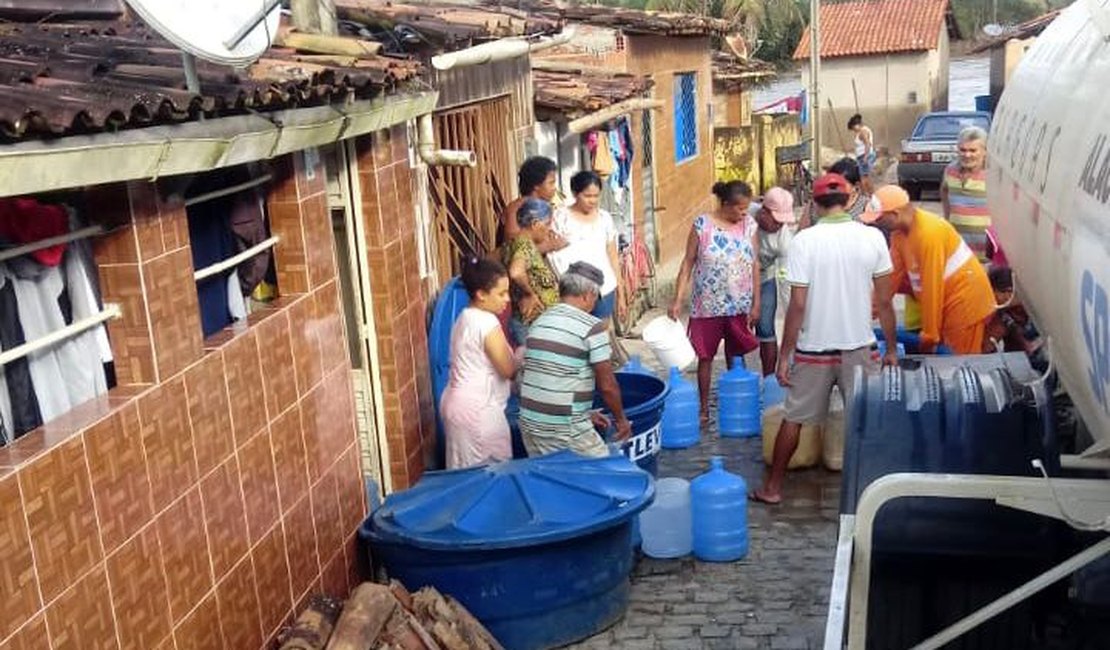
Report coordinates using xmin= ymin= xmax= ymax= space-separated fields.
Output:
xmin=941 ymin=125 xmax=994 ymax=263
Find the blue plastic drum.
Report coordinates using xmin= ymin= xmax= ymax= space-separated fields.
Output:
xmin=595 ymin=372 xmax=669 ymax=476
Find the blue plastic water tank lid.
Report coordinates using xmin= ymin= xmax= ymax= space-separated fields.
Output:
xmin=364 ymin=451 xmax=655 ymax=550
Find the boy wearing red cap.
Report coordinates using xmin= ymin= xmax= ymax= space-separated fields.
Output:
xmin=861 ymin=185 xmax=994 ymax=354
xmin=753 ymin=174 xmax=898 ymax=505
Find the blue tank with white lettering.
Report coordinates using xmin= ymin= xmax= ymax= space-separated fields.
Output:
xmin=595 ymin=372 xmax=669 ymax=476
xmin=691 ymin=456 xmax=749 ymax=562
xmin=718 ymin=357 xmax=761 ymax=437
xmin=662 ymin=367 xmax=700 ymax=448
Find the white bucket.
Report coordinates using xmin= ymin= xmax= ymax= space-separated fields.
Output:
xmin=641 ymin=317 xmax=696 ymax=371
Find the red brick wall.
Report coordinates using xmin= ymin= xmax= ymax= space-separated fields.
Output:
xmin=0 ymin=151 xmax=366 ymax=650
xmin=626 ymin=35 xmax=716 ymax=264
xmin=353 ymin=126 xmax=436 ymax=490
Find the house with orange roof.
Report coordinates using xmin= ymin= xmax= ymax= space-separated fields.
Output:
xmin=794 ymin=0 xmax=960 ymax=155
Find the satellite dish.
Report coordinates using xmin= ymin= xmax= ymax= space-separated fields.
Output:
xmin=123 ymin=0 xmax=282 ymax=66
xmin=983 ymin=23 xmax=1005 ymax=37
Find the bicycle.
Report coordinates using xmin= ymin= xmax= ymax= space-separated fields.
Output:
xmin=776 ymin=138 xmax=814 ymax=207
xmin=615 ymin=231 xmax=657 ymax=337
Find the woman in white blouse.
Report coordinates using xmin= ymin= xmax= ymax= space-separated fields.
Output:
xmin=549 ymin=171 xmax=624 ymax=326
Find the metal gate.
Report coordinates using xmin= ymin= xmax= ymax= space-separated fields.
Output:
xmin=428 ymin=97 xmax=514 ymax=284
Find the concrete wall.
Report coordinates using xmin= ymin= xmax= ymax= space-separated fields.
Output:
xmin=802 ymin=51 xmax=933 ymax=154
xmin=990 ymin=37 xmax=1034 ymax=108
xmin=0 ymin=149 xmax=371 ymax=650
xmin=626 ymin=34 xmax=715 ymax=264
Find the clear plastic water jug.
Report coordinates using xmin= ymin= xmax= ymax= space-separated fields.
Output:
xmin=662 ymin=367 xmax=699 ymax=449
xmin=639 ymin=477 xmax=693 ymax=559
xmin=621 ymin=355 xmax=655 ymax=377
xmin=718 ymin=357 xmax=761 ymax=437
xmin=691 ymin=456 xmax=749 ymax=562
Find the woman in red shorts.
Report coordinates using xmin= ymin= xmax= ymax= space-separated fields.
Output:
xmin=669 ymin=180 xmax=761 ymax=425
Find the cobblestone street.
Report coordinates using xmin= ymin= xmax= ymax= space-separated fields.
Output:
xmin=568 ymin=336 xmax=841 ymax=650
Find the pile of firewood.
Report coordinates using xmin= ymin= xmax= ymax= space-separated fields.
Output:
xmin=277 ymin=580 xmax=505 ymax=650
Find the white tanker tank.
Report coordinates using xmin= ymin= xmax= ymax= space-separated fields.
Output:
xmin=989 ymin=0 xmax=1110 ymax=457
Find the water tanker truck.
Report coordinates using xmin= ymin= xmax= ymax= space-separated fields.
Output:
xmin=824 ymin=1 xmax=1110 ymax=647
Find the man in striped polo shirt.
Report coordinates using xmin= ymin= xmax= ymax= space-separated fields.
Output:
xmin=941 ymin=126 xmax=992 ymax=263
xmin=519 ymin=262 xmax=631 ymax=458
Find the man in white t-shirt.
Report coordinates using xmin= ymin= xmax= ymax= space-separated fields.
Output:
xmin=752 ymin=173 xmax=899 ymax=505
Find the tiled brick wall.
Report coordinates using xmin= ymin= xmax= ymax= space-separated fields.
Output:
xmin=354 ymin=126 xmax=436 ymax=489
xmin=0 ymin=150 xmax=366 ymax=650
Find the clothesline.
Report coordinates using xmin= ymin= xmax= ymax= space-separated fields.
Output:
xmin=0 ymin=224 xmax=105 ymax=264
xmin=0 ymin=304 xmax=120 ymax=368
xmin=184 ymin=174 xmax=272 ymax=208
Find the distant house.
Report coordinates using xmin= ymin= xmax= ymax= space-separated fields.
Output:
xmin=968 ymin=10 xmax=1060 ymax=111
xmin=794 ymin=0 xmax=960 ymax=153
xmin=533 ymin=5 xmax=730 ymax=265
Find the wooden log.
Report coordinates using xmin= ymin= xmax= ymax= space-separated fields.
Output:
xmin=276 ymin=30 xmax=383 ymax=57
xmin=326 ymin=583 xmax=398 ymax=650
xmin=278 ymin=595 xmax=344 ymax=650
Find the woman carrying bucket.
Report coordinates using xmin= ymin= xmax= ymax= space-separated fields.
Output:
xmin=668 ymin=181 xmax=761 ymax=425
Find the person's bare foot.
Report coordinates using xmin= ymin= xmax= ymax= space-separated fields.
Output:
xmin=749 ymin=489 xmax=782 ymax=505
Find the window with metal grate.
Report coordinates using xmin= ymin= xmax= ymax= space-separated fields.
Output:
xmin=674 ymin=72 xmax=698 ymax=163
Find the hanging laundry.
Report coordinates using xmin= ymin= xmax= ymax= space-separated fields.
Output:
xmin=188 ymin=196 xmax=237 ymax=338
xmin=593 ymin=130 xmax=617 ymax=179
xmin=2 ymin=250 xmax=108 ymax=427
xmin=618 ymin=118 xmax=635 ymax=189
xmin=0 ymin=272 xmax=43 ymax=443
xmin=228 ymin=191 xmax=271 ymax=295
xmin=0 ymin=198 xmax=70 ymax=266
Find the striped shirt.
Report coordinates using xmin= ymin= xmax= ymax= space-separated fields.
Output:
xmin=943 ymin=163 xmax=991 ymax=262
xmin=519 ymin=303 xmax=611 ymax=442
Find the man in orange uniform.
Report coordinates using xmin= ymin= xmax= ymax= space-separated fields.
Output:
xmin=861 ymin=186 xmax=994 ymax=354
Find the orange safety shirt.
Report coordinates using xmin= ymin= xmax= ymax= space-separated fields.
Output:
xmin=889 ymin=209 xmax=994 ymax=348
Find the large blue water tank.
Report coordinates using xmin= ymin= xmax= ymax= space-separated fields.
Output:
xmin=362 ymin=452 xmax=654 ymax=650
xmin=841 ymin=353 xmax=1060 ymax=558
xmin=661 ymin=367 xmax=699 ymax=449
xmin=718 ymin=357 xmax=760 ymax=437
xmin=691 ymin=456 xmax=749 ymax=562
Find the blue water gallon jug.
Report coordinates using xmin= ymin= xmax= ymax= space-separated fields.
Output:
xmin=762 ymin=375 xmax=786 ymax=408
xmin=621 ymin=355 xmax=655 ymax=377
xmin=691 ymin=456 xmax=749 ymax=562
xmin=662 ymin=367 xmax=700 ymax=449
xmin=718 ymin=357 xmax=761 ymax=437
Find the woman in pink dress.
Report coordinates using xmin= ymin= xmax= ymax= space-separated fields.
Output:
xmin=440 ymin=258 xmax=521 ymax=468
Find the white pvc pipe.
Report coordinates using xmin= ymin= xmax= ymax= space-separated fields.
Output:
xmin=431 ymin=28 xmax=575 ymax=71
xmin=416 ymin=114 xmax=476 ymax=167
xmin=194 ymin=236 xmax=279 ymax=282
xmin=0 ymin=304 xmax=120 ymax=367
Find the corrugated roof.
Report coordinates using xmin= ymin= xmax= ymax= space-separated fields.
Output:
xmin=967 ymin=9 xmax=1059 ymax=54
xmin=336 ymin=0 xmax=560 ymax=51
xmin=0 ymin=19 xmax=421 ymax=142
xmin=539 ymin=2 xmax=731 ymax=37
xmin=793 ymin=0 xmax=951 ymax=60
xmin=531 ymin=62 xmax=651 ymax=118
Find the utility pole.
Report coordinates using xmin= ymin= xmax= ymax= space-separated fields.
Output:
xmin=809 ymin=0 xmax=821 ymax=167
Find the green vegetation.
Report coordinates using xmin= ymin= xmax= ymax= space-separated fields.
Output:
xmin=586 ymin=0 xmax=1074 ymax=64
